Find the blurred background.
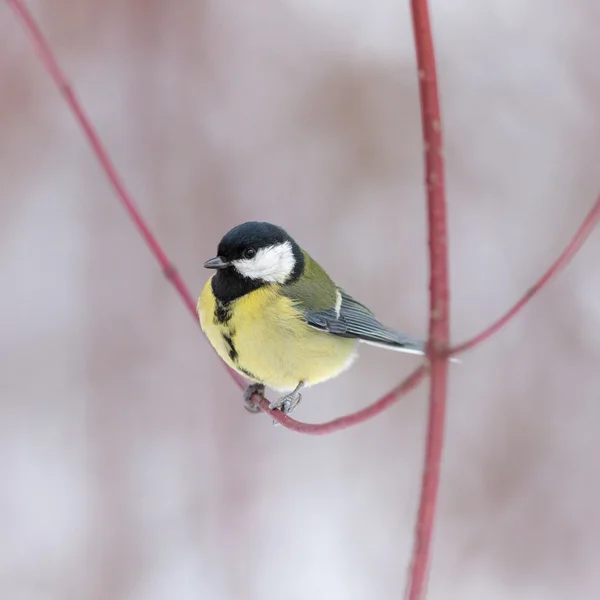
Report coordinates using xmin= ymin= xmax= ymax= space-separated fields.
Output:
xmin=1 ymin=1 xmax=600 ymax=598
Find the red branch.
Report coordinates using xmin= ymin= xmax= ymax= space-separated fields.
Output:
xmin=261 ymin=366 xmax=427 ymax=434
xmin=5 ymin=0 xmax=251 ymax=390
xmin=5 ymin=0 xmax=198 ymax=319
xmin=407 ymin=1 xmax=449 ymax=599
xmin=451 ymin=194 xmax=600 ymax=355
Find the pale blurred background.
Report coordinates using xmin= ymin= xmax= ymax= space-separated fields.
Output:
xmin=1 ymin=1 xmax=600 ymax=599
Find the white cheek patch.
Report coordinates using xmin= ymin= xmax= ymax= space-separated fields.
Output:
xmin=233 ymin=241 xmax=296 ymax=283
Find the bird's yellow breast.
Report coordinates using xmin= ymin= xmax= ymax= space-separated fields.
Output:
xmin=197 ymin=277 xmax=357 ymax=392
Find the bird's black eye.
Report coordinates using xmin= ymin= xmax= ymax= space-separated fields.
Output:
xmin=243 ymin=248 xmax=256 ymax=259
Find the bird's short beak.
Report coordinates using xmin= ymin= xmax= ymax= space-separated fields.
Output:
xmin=203 ymin=256 xmax=230 ymax=270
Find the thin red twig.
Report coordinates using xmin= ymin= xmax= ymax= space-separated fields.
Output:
xmin=5 ymin=0 xmax=250 ymax=390
xmin=450 ymin=194 xmax=600 ymax=355
xmin=260 ymin=366 xmax=427 ymax=434
xmin=407 ymin=2 xmax=449 ymax=599
xmin=6 ymin=0 xmax=198 ymax=318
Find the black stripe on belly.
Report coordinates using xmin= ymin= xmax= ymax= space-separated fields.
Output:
xmin=214 ymin=300 xmax=232 ymax=325
xmin=222 ymin=333 xmax=238 ymax=362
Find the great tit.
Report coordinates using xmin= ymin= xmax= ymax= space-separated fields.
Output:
xmin=197 ymin=221 xmax=427 ymax=416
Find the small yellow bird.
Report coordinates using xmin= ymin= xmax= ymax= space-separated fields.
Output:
xmin=197 ymin=221 xmax=426 ymax=415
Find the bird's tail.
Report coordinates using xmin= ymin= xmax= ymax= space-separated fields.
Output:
xmin=360 ymin=333 xmax=460 ymax=363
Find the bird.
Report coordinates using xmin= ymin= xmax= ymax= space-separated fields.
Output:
xmin=197 ymin=221 xmax=428 ymax=417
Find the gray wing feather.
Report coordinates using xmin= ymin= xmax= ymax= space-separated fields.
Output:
xmin=304 ymin=289 xmax=425 ymax=353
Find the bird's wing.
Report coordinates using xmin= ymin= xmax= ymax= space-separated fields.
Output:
xmin=302 ymin=288 xmax=426 ymax=354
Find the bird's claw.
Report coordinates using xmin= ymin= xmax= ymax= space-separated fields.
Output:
xmin=270 ymin=392 xmax=302 ymax=426
xmin=269 ymin=392 xmax=302 ymax=413
xmin=243 ymin=383 xmax=264 ymax=414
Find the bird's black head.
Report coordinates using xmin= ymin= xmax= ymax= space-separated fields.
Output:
xmin=204 ymin=222 xmax=305 ymax=303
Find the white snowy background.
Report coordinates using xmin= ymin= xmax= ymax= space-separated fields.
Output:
xmin=1 ymin=1 xmax=599 ymax=599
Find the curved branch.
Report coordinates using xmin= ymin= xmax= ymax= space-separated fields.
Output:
xmin=6 ymin=0 xmax=199 ymax=318
xmin=262 ymin=366 xmax=427 ymax=434
xmin=451 ymin=195 xmax=600 ymax=356
xmin=7 ymin=0 xmax=256 ymax=396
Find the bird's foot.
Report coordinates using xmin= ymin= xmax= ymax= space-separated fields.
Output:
xmin=269 ymin=391 xmax=303 ymax=415
xmin=243 ymin=383 xmax=264 ymax=414
xmin=269 ymin=385 xmax=303 ymax=426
